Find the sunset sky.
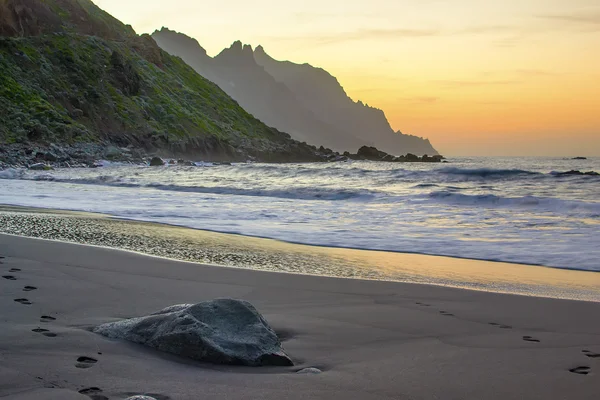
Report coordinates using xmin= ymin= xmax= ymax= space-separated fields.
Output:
xmin=94 ymin=0 xmax=600 ymax=156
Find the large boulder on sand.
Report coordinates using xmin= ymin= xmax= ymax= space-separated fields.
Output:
xmin=93 ymin=299 xmax=293 ymax=366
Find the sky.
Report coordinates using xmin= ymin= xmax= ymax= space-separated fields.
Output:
xmin=93 ymin=0 xmax=600 ymax=156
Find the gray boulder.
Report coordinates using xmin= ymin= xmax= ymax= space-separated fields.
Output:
xmin=93 ymin=299 xmax=293 ymax=367
xmin=149 ymin=156 xmax=164 ymax=166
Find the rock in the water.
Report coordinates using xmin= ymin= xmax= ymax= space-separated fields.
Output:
xmin=297 ymin=367 xmax=322 ymax=374
xmin=29 ymin=163 xmax=53 ymax=171
xmin=572 ymin=157 xmax=587 ymax=160
xmin=149 ymin=157 xmax=165 ymax=166
xmin=93 ymin=299 xmax=293 ymax=366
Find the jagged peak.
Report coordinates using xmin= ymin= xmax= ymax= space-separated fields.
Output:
xmin=215 ymin=41 xmax=257 ymax=64
xmin=230 ymin=40 xmax=243 ymax=51
xmin=152 ymin=26 xmax=207 ymax=55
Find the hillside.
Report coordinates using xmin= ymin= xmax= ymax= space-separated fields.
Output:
xmin=253 ymin=46 xmax=438 ymax=156
xmin=0 ymin=0 xmax=329 ymax=163
xmin=152 ymin=28 xmax=439 ymax=156
xmin=151 ymin=32 xmax=367 ymax=151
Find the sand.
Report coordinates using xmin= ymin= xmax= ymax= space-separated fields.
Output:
xmin=1 ymin=233 xmax=599 ymax=400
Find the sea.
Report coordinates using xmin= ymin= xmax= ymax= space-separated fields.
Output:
xmin=1 ymin=157 xmax=599 ymax=272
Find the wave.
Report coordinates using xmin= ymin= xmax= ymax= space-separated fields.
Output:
xmin=17 ymin=174 xmax=375 ymax=201
xmin=429 ymin=191 xmax=600 ymax=214
xmin=437 ymin=167 xmax=542 ymax=179
xmin=144 ymin=183 xmax=374 ymax=201
xmin=0 ymin=168 xmax=25 ymax=180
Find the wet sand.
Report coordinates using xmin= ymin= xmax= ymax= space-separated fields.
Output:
xmin=0 ymin=230 xmax=599 ymax=399
xmin=0 ymin=206 xmax=598 ymax=301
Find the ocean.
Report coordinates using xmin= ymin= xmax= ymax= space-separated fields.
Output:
xmin=1 ymin=157 xmax=599 ymax=272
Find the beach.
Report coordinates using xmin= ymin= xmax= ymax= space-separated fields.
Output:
xmin=1 ymin=216 xmax=599 ymax=399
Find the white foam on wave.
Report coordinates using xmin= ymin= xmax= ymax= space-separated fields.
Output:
xmin=428 ymin=191 xmax=600 ymax=216
xmin=1 ymin=157 xmax=599 ymax=272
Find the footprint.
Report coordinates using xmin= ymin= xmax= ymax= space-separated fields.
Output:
xmin=523 ymin=336 xmax=540 ymax=343
xmin=9 ymin=268 xmax=21 ymax=272
xmin=2 ymin=275 xmax=17 ymax=280
xmin=416 ymin=302 xmax=431 ymax=307
xmin=14 ymin=298 xmax=32 ymax=305
xmin=79 ymin=387 xmax=102 ymax=394
xmin=76 ymin=356 xmax=98 ymax=369
xmin=32 ymin=328 xmax=57 ymax=337
xmin=79 ymin=387 xmax=109 ymax=400
xmin=40 ymin=315 xmax=57 ymax=323
xmin=583 ymin=350 xmax=600 ymax=358
xmin=23 ymin=286 xmax=37 ymax=292
xmin=569 ymin=366 xmax=591 ymax=375
xmin=439 ymin=311 xmax=454 ymax=316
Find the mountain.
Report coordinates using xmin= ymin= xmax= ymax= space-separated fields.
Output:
xmin=152 ymin=31 xmax=365 ymax=151
xmin=152 ymin=28 xmax=438 ymax=156
xmin=0 ymin=0 xmax=331 ymax=163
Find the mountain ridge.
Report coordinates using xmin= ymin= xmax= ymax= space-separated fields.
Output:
xmin=152 ymin=27 xmax=438 ymax=156
xmin=0 ymin=0 xmax=337 ymax=163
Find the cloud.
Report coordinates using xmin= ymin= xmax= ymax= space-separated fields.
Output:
xmin=261 ymin=25 xmax=517 ymax=47
xmin=402 ymin=96 xmax=440 ymax=104
xmin=538 ymin=11 xmax=600 ymax=27
xmin=264 ymin=11 xmax=600 ymax=48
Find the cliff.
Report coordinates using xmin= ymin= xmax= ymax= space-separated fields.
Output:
xmin=153 ymin=28 xmax=439 ymax=156
xmin=0 ymin=0 xmax=330 ymax=162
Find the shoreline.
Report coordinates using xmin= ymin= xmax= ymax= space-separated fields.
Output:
xmin=1 ymin=205 xmax=599 ymax=302
xmin=1 ymin=202 xmax=597 ymax=274
xmin=0 ymin=233 xmax=599 ymax=399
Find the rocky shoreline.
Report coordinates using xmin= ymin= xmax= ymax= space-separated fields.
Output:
xmin=0 ymin=142 xmax=445 ymax=169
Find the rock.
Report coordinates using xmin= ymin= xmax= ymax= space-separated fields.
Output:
xmin=29 ymin=163 xmax=53 ymax=171
xmin=177 ymin=159 xmax=195 ymax=166
xmin=93 ymin=299 xmax=293 ymax=366
xmin=149 ymin=157 xmax=165 ymax=166
xmin=357 ymin=145 xmax=388 ymax=160
xmin=104 ymin=146 xmax=123 ymax=160
xmin=572 ymin=157 xmax=587 ymax=160
xmin=297 ymin=367 xmax=322 ymax=374
xmin=35 ymin=151 xmax=58 ymax=162
xmin=405 ymin=153 xmax=419 ymax=162
xmin=347 ymin=146 xmax=444 ymax=163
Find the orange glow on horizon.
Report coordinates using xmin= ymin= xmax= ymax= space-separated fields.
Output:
xmin=94 ymin=0 xmax=600 ymax=156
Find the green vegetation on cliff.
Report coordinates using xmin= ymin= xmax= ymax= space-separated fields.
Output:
xmin=0 ymin=0 xmax=322 ymax=161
